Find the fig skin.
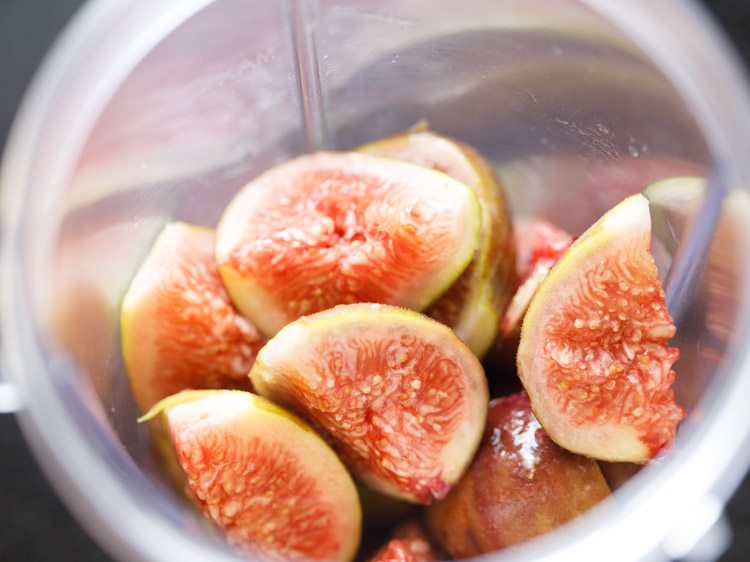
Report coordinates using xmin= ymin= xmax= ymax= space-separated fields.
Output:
xmin=598 ymin=461 xmax=642 ymax=492
xmin=425 ymin=392 xmax=610 ymax=557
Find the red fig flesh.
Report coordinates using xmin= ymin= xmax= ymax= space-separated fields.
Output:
xmin=517 ymin=195 xmax=683 ymax=461
xmin=144 ymin=390 xmax=361 ymax=561
xmin=121 ymin=223 xmax=263 ymax=411
xmin=216 ymin=152 xmax=482 ymax=336
xmin=250 ymin=303 xmax=489 ymax=504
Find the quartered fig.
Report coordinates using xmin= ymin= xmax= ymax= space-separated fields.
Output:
xmin=121 ymin=222 xmax=263 ymax=412
xmin=250 ymin=303 xmax=489 ymax=504
xmin=142 ymin=390 xmax=361 ymax=561
xmin=517 ymin=194 xmax=683 ymax=462
xmin=216 ymin=152 xmax=482 ymax=336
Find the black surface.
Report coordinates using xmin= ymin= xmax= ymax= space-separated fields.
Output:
xmin=1 ymin=1 xmax=750 ymax=561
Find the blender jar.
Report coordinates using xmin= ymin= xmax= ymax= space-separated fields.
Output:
xmin=2 ymin=0 xmax=750 ymax=561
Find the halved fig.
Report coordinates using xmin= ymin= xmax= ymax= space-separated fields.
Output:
xmin=425 ymin=392 xmax=610 ymax=557
xmin=142 ymin=390 xmax=361 ymax=561
xmin=517 ymin=194 xmax=683 ymax=462
xmin=216 ymin=152 xmax=482 ymax=336
xmin=369 ymin=520 xmax=442 ymax=562
xmin=250 ymin=303 xmax=489 ymax=504
xmin=359 ymin=129 xmax=515 ymax=357
xmin=121 ymin=222 xmax=263 ymax=412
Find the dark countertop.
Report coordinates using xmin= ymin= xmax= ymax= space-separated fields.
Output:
xmin=1 ymin=1 xmax=749 ymax=561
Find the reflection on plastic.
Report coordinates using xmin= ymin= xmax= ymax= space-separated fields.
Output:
xmin=661 ymin=495 xmax=730 ymax=562
xmin=0 ymin=383 xmax=22 ymax=413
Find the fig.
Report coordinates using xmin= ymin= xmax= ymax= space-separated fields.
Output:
xmin=514 ymin=218 xmax=576 ymax=285
xmin=142 ymin=390 xmax=361 ymax=561
xmin=517 ymin=194 xmax=683 ymax=462
xmin=369 ymin=520 xmax=442 ymax=562
xmin=598 ymin=461 xmax=642 ymax=492
xmin=499 ymin=218 xmax=574 ymax=340
xmin=425 ymin=392 xmax=610 ymax=557
xmin=359 ymin=129 xmax=515 ymax=357
xmin=216 ymin=152 xmax=482 ymax=336
xmin=250 ymin=303 xmax=489 ymax=504
xmin=485 ymin=219 xmax=573 ymax=393
xmin=121 ymin=222 xmax=263 ymax=412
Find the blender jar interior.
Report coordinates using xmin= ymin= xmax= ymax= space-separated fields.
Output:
xmin=4 ymin=1 xmax=750 ymax=561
